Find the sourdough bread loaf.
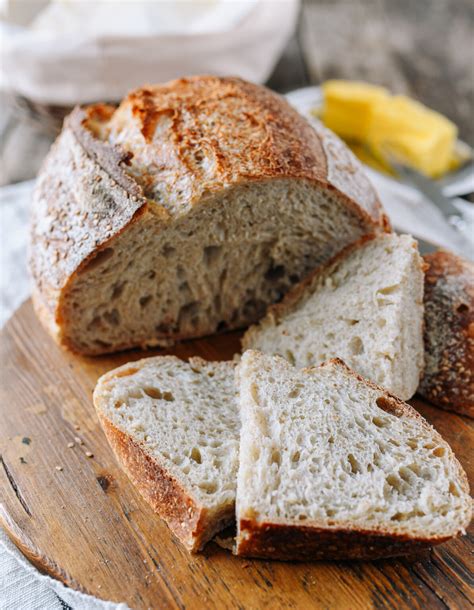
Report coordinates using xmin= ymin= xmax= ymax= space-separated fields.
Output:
xmin=235 ymin=350 xmax=472 ymax=560
xmin=30 ymin=76 xmax=387 ymax=355
xmin=243 ymin=234 xmax=424 ymax=399
xmin=419 ymin=251 xmax=474 ymax=417
xmin=93 ymin=356 xmax=239 ymax=552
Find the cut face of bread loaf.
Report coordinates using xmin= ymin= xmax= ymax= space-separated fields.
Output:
xmin=30 ymin=76 xmax=387 ymax=355
xmin=93 ymin=356 xmax=239 ymax=552
xmin=236 ymin=351 xmax=471 ymax=560
xmin=243 ymin=234 xmax=424 ymax=399
xmin=419 ymin=251 xmax=474 ymax=417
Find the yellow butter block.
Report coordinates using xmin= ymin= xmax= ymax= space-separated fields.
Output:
xmin=367 ymin=95 xmax=457 ymax=177
xmin=321 ymin=80 xmax=389 ymax=140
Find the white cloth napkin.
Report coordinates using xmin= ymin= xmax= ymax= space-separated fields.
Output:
xmin=1 ymin=87 xmax=472 ymax=609
xmin=0 ymin=0 xmax=299 ymax=104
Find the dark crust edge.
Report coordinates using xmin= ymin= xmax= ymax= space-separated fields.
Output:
xmin=235 ymin=352 xmax=472 ymax=560
xmin=235 ymin=519 xmax=451 ymax=561
xmin=97 ymin=414 xmax=218 ymax=553
xmin=418 ymin=251 xmax=474 ymax=418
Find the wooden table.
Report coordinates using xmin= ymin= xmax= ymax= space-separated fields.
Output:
xmin=1 ymin=0 xmax=473 ymax=186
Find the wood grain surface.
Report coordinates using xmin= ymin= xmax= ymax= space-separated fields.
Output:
xmin=1 ymin=299 xmax=473 ymax=610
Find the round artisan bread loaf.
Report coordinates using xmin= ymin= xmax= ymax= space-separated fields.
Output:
xmin=30 ymin=75 xmax=387 ymax=355
xmin=419 ymin=251 xmax=474 ymax=418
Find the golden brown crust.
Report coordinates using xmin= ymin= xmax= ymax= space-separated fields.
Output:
xmin=98 ymin=415 xmax=209 ymax=552
xmin=236 ymin=355 xmax=471 ymax=560
xmin=106 ymin=77 xmax=386 ymax=226
xmin=419 ymin=251 xmax=474 ymax=418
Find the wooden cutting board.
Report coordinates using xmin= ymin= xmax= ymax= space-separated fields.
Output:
xmin=1 ymin=300 xmax=473 ymax=610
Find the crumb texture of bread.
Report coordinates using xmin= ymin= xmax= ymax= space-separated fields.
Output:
xmin=94 ymin=356 xmax=239 ymax=551
xmin=419 ymin=251 xmax=474 ymax=417
xmin=243 ymin=234 xmax=424 ymax=400
xmin=235 ymin=351 xmax=472 ymax=560
xmin=30 ymin=75 xmax=386 ymax=355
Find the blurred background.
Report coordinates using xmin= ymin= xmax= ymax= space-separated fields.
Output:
xmin=0 ymin=0 xmax=473 ymax=186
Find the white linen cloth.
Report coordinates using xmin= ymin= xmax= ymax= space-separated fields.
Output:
xmin=0 ymin=88 xmax=473 ymax=609
xmin=0 ymin=0 xmax=300 ymax=104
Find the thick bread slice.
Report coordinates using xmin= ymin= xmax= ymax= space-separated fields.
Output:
xmin=419 ymin=251 xmax=474 ymax=417
xmin=235 ymin=350 xmax=471 ymax=560
xmin=243 ymin=234 xmax=424 ymax=400
xmin=30 ymin=75 xmax=387 ymax=355
xmin=93 ymin=356 xmax=239 ymax=552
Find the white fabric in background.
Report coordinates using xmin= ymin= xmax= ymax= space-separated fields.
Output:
xmin=0 ymin=87 xmax=472 ymax=608
xmin=0 ymin=0 xmax=300 ymax=104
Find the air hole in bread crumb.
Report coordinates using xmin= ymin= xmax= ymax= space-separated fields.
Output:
xmin=111 ymin=281 xmax=126 ymax=299
xmin=349 ymin=336 xmax=364 ymax=355
xmin=449 ymin=481 xmax=460 ymax=497
xmin=190 ymin=447 xmax=202 ymax=464
xmin=375 ymin=396 xmax=399 ymax=413
xmin=347 ymin=453 xmax=360 ymax=474
xmin=390 ymin=512 xmax=405 ymax=521
xmin=143 ymin=387 xmax=163 ymax=399
xmin=298 ymin=514 xmax=307 ymax=521
xmin=114 ymin=401 xmax=124 ymax=409
xmin=433 ymin=446 xmax=446 ymax=458
xmin=372 ymin=416 xmax=388 ymax=428
xmin=271 ymin=450 xmax=281 ymax=467
xmin=83 ymin=247 xmax=114 ymax=272
xmin=456 ymin=303 xmax=468 ymax=314
xmin=162 ymin=244 xmax=175 ymax=258
xmin=104 ymin=309 xmax=120 ymax=326
xmin=115 ymin=367 xmax=139 ymax=378
xmin=398 ymin=467 xmax=413 ymax=482
xmin=291 ymin=451 xmax=301 ymax=463
xmin=203 ymin=245 xmax=222 ymax=267
xmin=199 ymin=482 xmax=217 ymax=494
xmin=139 ymin=295 xmax=152 ymax=308
xmin=265 ymin=264 xmax=286 ymax=281
xmin=163 ymin=391 xmax=174 ymax=402
xmin=407 ymin=463 xmax=421 ymax=476
xmin=386 ymin=474 xmax=402 ymax=492
xmin=288 ymin=385 xmax=300 ymax=398
xmin=378 ymin=284 xmax=399 ymax=296
xmin=285 ymin=350 xmax=296 ymax=366
xmin=347 ymin=319 xmax=359 ymax=326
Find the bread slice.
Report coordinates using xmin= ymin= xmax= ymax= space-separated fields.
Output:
xmin=243 ymin=234 xmax=424 ymax=400
xmin=235 ymin=350 xmax=471 ymax=560
xmin=93 ymin=356 xmax=239 ymax=552
xmin=419 ymin=251 xmax=474 ymax=417
xmin=30 ymin=76 xmax=387 ymax=355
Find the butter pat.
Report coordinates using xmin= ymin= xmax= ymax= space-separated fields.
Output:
xmin=321 ymin=80 xmax=389 ymax=140
xmin=320 ymin=81 xmax=458 ymax=178
xmin=367 ymin=95 xmax=457 ymax=177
